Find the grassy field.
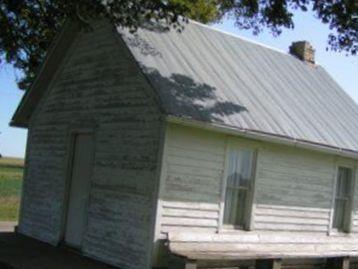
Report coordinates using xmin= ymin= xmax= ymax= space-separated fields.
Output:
xmin=0 ymin=157 xmax=24 ymax=221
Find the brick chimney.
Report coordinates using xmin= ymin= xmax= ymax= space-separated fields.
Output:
xmin=289 ymin=41 xmax=315 ymax=64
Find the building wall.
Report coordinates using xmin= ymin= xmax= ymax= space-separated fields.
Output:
xmin=19 ymin=23 xmax=163 ymax=269
xmin=157 ymin=123 xmax=226 ymax=237
xmin=154 ymin=123 xmax=358 ymax=266
xmin=254 ymin=142 xmax=334 ymax=232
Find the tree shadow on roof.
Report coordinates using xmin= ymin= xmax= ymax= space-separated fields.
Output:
xmin=143 ymin=67 xmax=248 ymax=123
xmin=124 ymin=34 xmax=163 ymax=57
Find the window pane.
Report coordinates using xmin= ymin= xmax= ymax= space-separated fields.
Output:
xmin=332 ymin=167 xmax=353 ymax=231
xmin=343 ymin=169 xmax=352 ymax=196
xmin=333 ymin=199 xmax=346 ymax=229
xmin=226 ymin=151 xmax=240 ymax=188
xmin=336 ymin=168 xmax=352 ymax=198
xmin=224 ymin=189 xmax=247 ymax=225
xmin=226 ymin=149 xmax=253 ymax=188
xmin=223 ymin=148 xmax=254 ymax=227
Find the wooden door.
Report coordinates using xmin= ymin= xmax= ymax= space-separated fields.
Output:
xmin=64 ymin=133 xmax=94 ymax=249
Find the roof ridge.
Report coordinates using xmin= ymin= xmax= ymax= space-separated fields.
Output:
xmin=190 ymin=20 xmax=323 ymax=66
xmin=189 ymin=19 xmax=291 ymax=57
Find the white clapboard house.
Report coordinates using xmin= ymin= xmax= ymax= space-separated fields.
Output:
xmin=11 ymin=20 xmax=358 ymax=269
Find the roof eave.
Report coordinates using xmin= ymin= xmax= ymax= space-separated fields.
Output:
xmin=9 ymin=120 xmax=28 ymax=129
xmin=166 ymin=115 xmax=358 ymax=160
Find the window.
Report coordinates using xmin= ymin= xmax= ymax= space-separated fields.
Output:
xmin=332 ymin=166 xmax=354 ymax=232
xmin=223 ymin=148 xmax=255 ymax=229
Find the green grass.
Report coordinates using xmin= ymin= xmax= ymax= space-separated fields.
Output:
xmin=0 ymin=157 xmax=24 ymax=221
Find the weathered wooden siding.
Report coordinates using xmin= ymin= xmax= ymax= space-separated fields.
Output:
xmin=155 ymin=123 xmax=358 ymax=266
xmin=158 ymin=124 xmax=344 ymax=235
xmin=254 ymin=146 xmax=335 ymax=232
xmin=19 ymin=23 xmax=163 ymax=269
xmin=158 ymin=124 xmax=226 ymax=236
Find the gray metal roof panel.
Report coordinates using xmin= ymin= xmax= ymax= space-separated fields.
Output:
xmin=118 ymin=21 xmax=358 ymax=152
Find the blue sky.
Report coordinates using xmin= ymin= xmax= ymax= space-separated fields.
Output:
xmin=0 ymin=9 xmax=357 ymax=158
xmin=0 ymin=66 xmax=26 ymax=158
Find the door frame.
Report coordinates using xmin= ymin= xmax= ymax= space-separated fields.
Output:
xmin=59 ymin=128 xmax=96 ymax=247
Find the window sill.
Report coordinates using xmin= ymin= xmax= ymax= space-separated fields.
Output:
xmin=218 ymin=225 xmax=251 ymax=234
xmin=328 ymin=229 xmax=352 ymax=237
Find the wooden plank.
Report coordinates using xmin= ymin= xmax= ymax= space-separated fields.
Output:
xmin=170 ymin=251 xmax=358 ymax=261
xmin=167 ymin=164 xmax=222 ymax=178
xmin=167 ymin=231 xmax=358 ymax=263
xmin=254 ymin=215 xmax=328 ymax=225
xmin=167 ymin=144 xmax=224 ymax=159
xmin=168 ymin=231 xmax=358 ymax=244
xmin=167 ymin=155 xmax=224 ymax=170
xmin=258 ymin=164 xmax=334 ymax=178
xmin=165 ymin=180 xmax=221 ymax=197
xmin=169 ymin=243 xmax=319 ymax=253
xmin=162 ymin=201 xmax=219 ymax=211
xmin=167 ymin=125 xmax=226 ymax=153
xmin=257 ymin=177 xmax=333 ymax=193
xmin=167 ymin=147 xmax=224 ymax=163
xmin=255 ymin=208 xmax=330 ymax=219
xmin=161 ymin=226 xmax=218 ymax=234
xmin=258 ymin=149 xmax=333 ymax=166
xmin=161 ymin=190 xmax=220 ymax=204
xmin=254 ymin=222 xmax=328 ymax=232
xmin=256 ymin=204 xmax=331 ymax=213
xmin=162 ymin=208 xmax=219 ymax=219
xmin=162 ymin=217 xmax=218 ymax=227
xmin=165 ymin=173 xmax=221 ymax=185
xmin=255 ymin=186 xmax=332 ymax=203
xmin=197 ymin=259 xmax=254 ymax=268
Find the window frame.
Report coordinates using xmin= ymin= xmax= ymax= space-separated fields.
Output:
xmin=329 ymin=163 xmax=356 ymax=234
xmin=218 ymin=140 xmax=258 ymax=232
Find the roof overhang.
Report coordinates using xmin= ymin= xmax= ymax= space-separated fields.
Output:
xmin=10 ymin=21 xmax=80 ymax=128
xmin=166 ymin=115 xmax=358 ymax=160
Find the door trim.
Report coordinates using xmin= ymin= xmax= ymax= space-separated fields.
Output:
xmin=59 ymin=128 xmax=95 ymax=247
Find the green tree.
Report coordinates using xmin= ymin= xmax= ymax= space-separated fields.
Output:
xmin=0 ymin=0 xmax=357 ymax=90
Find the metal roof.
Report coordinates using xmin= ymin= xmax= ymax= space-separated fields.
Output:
xmin=119 ymin=21 xmax=358 ymax=153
